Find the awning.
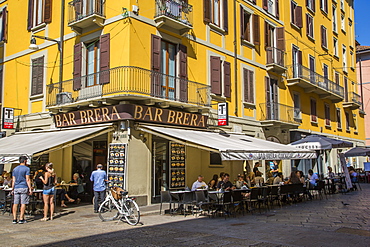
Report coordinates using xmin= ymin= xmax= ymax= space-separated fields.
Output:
xmin=343 ymin=147 xmax=370 ymax=157
xmin=139 ymin=125 xmax=316 ymax=161
xmin=0 ymin=124 xmax=114 ymax=163
xmin=289 ymin=134 xmax=353 ymax=150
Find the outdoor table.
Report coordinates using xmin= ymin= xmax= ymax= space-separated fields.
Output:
xmin=170 ymin=190 xmax=194 ymax=215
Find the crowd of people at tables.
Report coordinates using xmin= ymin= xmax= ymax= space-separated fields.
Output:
xmin=190 ymin=161 xmax=362 ymax=195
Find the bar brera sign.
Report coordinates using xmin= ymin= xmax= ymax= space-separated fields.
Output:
xmin=54 ymin=104 xmax=208 ymax=128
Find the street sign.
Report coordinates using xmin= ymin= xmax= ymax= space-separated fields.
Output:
xmin=217 ymin=102 xmax=228 ymax=126
xmin=2 ymin=107 xmax=14 ymax=129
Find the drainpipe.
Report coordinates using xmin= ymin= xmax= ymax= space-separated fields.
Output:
xmin=233 ymin=0 xmax=238 ymax=116
xmin=59 ymin=0 xmax=65 ymax=93
xmin=359 ymin=57 xmax=364 ymax=111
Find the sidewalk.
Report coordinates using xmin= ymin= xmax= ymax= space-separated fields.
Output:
xmin=1 ymin=184 xmax=370 ymax=247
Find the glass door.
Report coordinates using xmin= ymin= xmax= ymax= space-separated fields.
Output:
xmin=151 ymin=138 xmax=169 ymax=203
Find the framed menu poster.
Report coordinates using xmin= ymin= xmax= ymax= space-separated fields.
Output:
xmin=107 ymin=143 xmax=127 ymax=189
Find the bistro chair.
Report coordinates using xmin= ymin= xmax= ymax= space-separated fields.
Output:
xmin=194 ymin=190 xmax=212 ymax=217
xmin=159 ymin=191 xmax=172 ymax=215
xmin=351 ymin=176 xmax=362 ymax=191
xmin=310 ymin=180 xmax=327 ymax=200
xmin=246 ymin=188 xmax=259 ymax=214
xmin=257 ymin=187 xmax=269 ymax=212
xmin=268 ymin=185 xmax=281 ymax=207
xmin=231 ymin=190 xmax=245 ymax=215
xmin=0 ymin=190 xmax=11 ymax=215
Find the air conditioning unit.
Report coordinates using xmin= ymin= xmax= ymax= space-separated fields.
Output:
xmin=56 ymin=92 xmax=72 ymax=105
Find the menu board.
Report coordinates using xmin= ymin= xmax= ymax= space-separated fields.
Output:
xmin=107 ymin=143 xmax=127 ymax=189
xmin=170 ymin=142 xmax=186 ymax=189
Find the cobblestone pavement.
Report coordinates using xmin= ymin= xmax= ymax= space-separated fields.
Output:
xmin=1 ymin=184 xmax=370 ymax=247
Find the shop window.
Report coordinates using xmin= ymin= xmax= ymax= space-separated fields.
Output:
xmin=291 ymin=1 xmax=302 ymax=28
xmin=210 ymin=56 xmax=231 ymax=98
xmin=31 ymin=56 xmax=44 ymax=96
xmin=210 ymin=152 xmax=222 ymax=165
xmin=27 ymin=0 xmax=52 ymax=31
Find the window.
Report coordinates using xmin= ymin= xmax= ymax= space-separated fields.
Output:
xmin=344 ymin=76 xmax=348 ymax=101
xmin=306 ymin=14 xmax=314 ymax=39
xmin=323 ymin=63 xmax=329 ymax=82
xmin=336 ymin=108 xmax=342 ymax=129
xmin=341 ymin=14 xmax=345 ymax=32
xmin=309 ymin=55 xmax=315 ymax=83
xmin=293 ymin=93 xmax=301 ymax=119
xmin=332 ymin=5 xmax=337 ymax=33
xmin=31 ymin=56 xmax=44 ymax=96
xmin=243 ymin=68 xmax=254 ymax=104
xmin=310 ymin=98 xmax=317 ymax=123
xmin=320 ymin=0 xmax=328 ymax=13
xmin=210 ymin=56 xmax=231 ymax=98
xmin=204 ymin=0 xmax=228 ymax=31
xmin=343 ymin=45 xmax=347 ymax=73
xmin=321 ymin=25 xmax=327 ymax=49
xmin=345 ymin=111 xmax=350 ymax=131
xmin=27 ymin=0 xmax=52 ymax=30
xmin=325 ymin=103 xmax=330 ymax=126
xmin=240 ymin=8 xmax=260 ymax=45
xmin=263 ymin=0 xmax=279 ymax=19
xmin=350 ymin=51 xmax=354 ymax=70
xmin=73 ymin=34 xmax=110 ymax=91
xmin=0 ymin=7 xmax=7 ymax=42
xmin=292 ymin=45 xmax=302 ymax=77
xmin=340 ymin=0 xmax=344 ymax=11
xmin=333 ymin=37 xmax=338 ymax=57
xmin=307 ymin=0 xmax=315 ymax=12
xmin=291 ymin=1 xmax=303 ymax=28
xmin=353 ymin=113 xmax=358 ymax=133
xmin=335 ymin=72 xmax=340 ymax=86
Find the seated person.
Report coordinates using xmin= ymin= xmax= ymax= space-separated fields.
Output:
xmin=235 ymin=174 xmax=247 ymax=189
xmin=68 ymin=173 xmax=84 ymax=203
xmin=191 ymin=175 xmax=208 ymax=191
xmin=55 ymin=188 xmax=75 ymax=207
xmin=273 ymin=172 xmax=283 ymax=185
xmin=217 ymin=173 xmax=235 ymax=191
xmin=308 ymin=169 xmax=319 ymax=188
xmin=285 ymin=171 xmax=301 ymax=184
xmin=349 ymin=168 xmax=358 ymax=183
xmin=2 ymin=173 xmax=12 ymax=188
xmin=266 ymin=171 xmax=274 ymax=185
xmin=208 ymin=174 xmax=218 ymax=190
xmin=326 ymin=166 xmax=335 ymax=179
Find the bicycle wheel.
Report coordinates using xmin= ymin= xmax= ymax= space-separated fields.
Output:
xmin=124 ymin=199 xmax=140 ymax=226
xmin=99 ymin=200 xmax=120 ymax=222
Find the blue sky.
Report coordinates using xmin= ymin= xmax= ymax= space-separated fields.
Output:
xmin=355 ymin=1 xmax=370 ymax=45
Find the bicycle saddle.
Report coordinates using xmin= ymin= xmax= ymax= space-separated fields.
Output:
xmin=120 ymin=191 xmax=128 ymax=196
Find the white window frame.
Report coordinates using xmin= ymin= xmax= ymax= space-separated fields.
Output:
xmin=332 ymin=5 xmax=337 ymax=33
xmin=321 ymin=0 xmax=328 ymax=13
xmin=293 ymin=92 xmax=301 ymax=120
xmin=341 ymin=14 xmax=345 ymax=32
xmin=342 ymin=45 xmax=347 ymax=73
xmin=333 ymin=37 xmax=338 ymax=57
xmin=241 ymin=5 xmax=254 ymax=44
xmin=307 ymin=0 xmax=315 ymax=12
xmin=307 ymin=13 xmax=314 ymax=39
xmin=340 ymin=0 xmax=345 ymax=11
xmin=32 ymin=0 xmax=44 ymax=28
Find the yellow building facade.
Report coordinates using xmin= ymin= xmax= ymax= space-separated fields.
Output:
xmin=0 ymin=0 xmax=364 ymax=205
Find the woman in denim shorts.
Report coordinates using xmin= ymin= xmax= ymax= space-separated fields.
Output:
xmin=40 ymin=163 xmax=57 ymax=221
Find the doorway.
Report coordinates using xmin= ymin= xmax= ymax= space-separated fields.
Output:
xmin=151 ymin=138 xmax=169 ymax=203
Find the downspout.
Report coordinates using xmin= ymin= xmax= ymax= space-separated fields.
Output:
xmin=233 ymin=0 xmax=238 ymax=116
xmin=359 ymin=57 xmax=364 ymax=111
xmin=59 ymin=0 xmax=65 ymax=93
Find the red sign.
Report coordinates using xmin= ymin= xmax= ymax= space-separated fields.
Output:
xmin=217 ymin=103 xmax=228 ymax=126
xmin=2 ymin=108 xmax=14 ymax=129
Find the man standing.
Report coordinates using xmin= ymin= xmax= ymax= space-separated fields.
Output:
xmin=90 ymin=164 xmax=107 ymax=213
xmin=191 ymin=175 xmax=208 ymax=191
xmin=12 ymin=156 xmax=32 ymax=224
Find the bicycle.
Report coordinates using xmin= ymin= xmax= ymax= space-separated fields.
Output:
xmin=98 ymin=187 xmax=140 ymax=226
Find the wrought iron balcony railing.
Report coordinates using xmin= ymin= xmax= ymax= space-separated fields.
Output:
xmin=259 ymin=102 xmax=301 ymax=125
xmin=68 ymin=0 xmax=105 ymax=25
xmin=46 ymin=66 xmax=210 ymax=108
xmin=154 ymin=0 xmax=193 ymax=27
xmin=289 ymin=63 xmax=344 ymax=98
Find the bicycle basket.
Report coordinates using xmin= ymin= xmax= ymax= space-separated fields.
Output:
xmin=111 ymin=187 xmax=125 ymax=200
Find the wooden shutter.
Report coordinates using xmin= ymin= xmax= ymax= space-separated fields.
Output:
xmin=311 ymin=99 xmax=317 ymax=122
xmin=263 ymin=0 xmax=268 ymax=10
xmin=243 ymin=69 xmax=249 ymax=102
xmin=179 ymin=44 xmax=188 ymax=102
xmin=321 ymin=26 xmax=325 ymax=47
xmin=325 ymin=104 xmax=330 ymax=126
xmin=264 ymin=21 xmax=269 ymax=47
xmin=312 ymin=0 xmax=316 ymax=12
xmin=27 ymin=0 xmax=33 ymax=31
xmin=253 ymin=14 xmax=260 ymax=45
xmin=44 ymin=0 xmax=52 ymax=24
xmin=275 ymin=0 xmax=279 ymax=19
xmin=151 ymin=34 xmax=161 ymax=96
xmin=296 ymin=6 xmax=302 ymax=28
xmin=335 ymin=73 xmax=340 ymax=84
xmin=306 ymin=14 xmax=310 ymax=36
xmin=210 ymin=56 xmax=221 ymax=95
xmin=73 ymin=43 xmax=82 ymax=91
xmin=223 ymin=0 xmax=228 ymax=32
xmin=2 ymin=7 xmax=7 ymax=42
xmin=324 ymin=0 xmax=328 ymax=13
xmin=99 ymin=33 xmax=110 ymax=85
xmin=204 ymin=0 xmax=211 ymax=23
xmin=265 ymin=77 xmax=271 ymax=117
xmin=249 ymin=70 xmax=254 ymax=103
xmin=276 ymin=27 xmax=285 ymax=51
xmin=224 ymin=61 xmax=231 ymax=98
xmin=31 ymin=56 xmax=44 ymax=96
xmin=298 ymin=50 xmax=302 ymax=65
xmin=240 ymin=6 xmax=244 ymax=39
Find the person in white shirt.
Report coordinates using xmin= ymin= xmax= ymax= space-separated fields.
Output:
xmin=308 ymin=169 xmax=319 ymax=188
xmin=191 ymin=175 xmax=208 ymax=191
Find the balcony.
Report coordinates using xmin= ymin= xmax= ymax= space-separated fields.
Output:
xmin=287 ymin=64 xmax=344 ymax=103
xmin=266 ymin=47 xmax=286 ymax=74
xmin=343 ymin=91 xmax=362 ymax=110
xmin=259 ymin=102 xmax=301 ymax=128
xmin=68 ymin=0 xmax=106 ymax=33
xmin=46 ymin=66 xmax=210 ymax=112
xmin=154 ymin=0 xmax=193 ymax=35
